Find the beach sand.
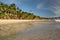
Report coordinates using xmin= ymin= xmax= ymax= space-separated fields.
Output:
xmin=0 ymin=20 xmax=54 ymax=40
xmin=0 ymin=19 xmax=45 ymax=24
xmin=0 ymin=20 xmax=37 ymax=39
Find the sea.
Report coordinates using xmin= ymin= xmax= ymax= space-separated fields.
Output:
xmin=0 ymin=21 xmax=60 ymax=40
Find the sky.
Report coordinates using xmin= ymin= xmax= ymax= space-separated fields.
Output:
xmin=0 ymin=0 xmax=60 ymax=17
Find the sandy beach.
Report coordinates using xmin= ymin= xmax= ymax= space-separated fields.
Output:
xmin=0 ymin=19 xmax=46 ymax=24
xmin=0 ymin=20 xmax=60 ymax=40
xmin=0 ymin=20 xmax=37 ymax=38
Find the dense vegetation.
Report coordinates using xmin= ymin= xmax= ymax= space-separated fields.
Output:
xmin=0 ymin=2 xmax=40 ymax=20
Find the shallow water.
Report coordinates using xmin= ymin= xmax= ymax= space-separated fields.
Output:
xmin=0 ymin=21 xmax=60 ymax=40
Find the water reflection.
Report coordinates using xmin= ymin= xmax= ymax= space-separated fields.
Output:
xmin=0 ymin=21 xmax=60 ymax=40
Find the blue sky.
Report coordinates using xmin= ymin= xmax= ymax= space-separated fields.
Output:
xmin=0 ymin=0 xmax=60 ymax=17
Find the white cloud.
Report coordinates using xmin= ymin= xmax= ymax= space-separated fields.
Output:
xmin=1 ymin=0 xmax=22 ymax=4
xmin=37 ymin=0 xmax=60 ymax=17
xmin=53 ymin=6 xmax=60 ymax=17
xmin=9 ymin=0 xmax=22 ymax=3
xmin=51 ymin=0 xmax=60 ymax=17
xmin=37 ymin=3 xmax=44 ymax=9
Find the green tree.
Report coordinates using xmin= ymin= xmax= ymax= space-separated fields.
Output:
xmin=10 ymin=3 xmax=16 ymax=10
xmin=0 ymin=2 xmax=41 ymax=19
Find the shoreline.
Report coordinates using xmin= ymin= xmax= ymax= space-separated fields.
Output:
xmin=0 ymin=19 xmax=55 ymax=24
xmin=0 ymin=19 xmax=43 ymax=24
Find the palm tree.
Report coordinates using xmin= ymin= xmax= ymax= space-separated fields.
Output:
xmin=10 ymin=3 xmax=16 ymax=10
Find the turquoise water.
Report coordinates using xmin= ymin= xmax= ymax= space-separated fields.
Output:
xmin=0 ymin=21 xmax=60 ymax=40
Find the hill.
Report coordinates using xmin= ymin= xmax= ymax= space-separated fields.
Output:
xmin=0 ymin=2 xmax=40 ymax=20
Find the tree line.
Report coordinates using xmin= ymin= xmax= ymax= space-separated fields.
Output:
xmin=0 ymin=2 xmax=40 ymax=20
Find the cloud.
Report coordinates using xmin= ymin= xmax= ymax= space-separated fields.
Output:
xmin=47 ymin=0 xmax=60 ymax=17
xmin=0 ymin=0 xmax=22 ymax=4
xmin=37 ymin=0 xmax=60 ymax=17
xmin=37 ymin=3 xmax=44 ymax=9
xmin=53 ymin=6 xmax=60 ymax=17
xmin=53 ymin=0 xmax=60 ymax=17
